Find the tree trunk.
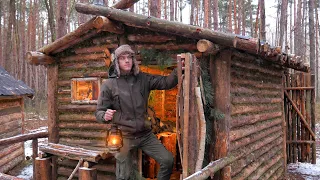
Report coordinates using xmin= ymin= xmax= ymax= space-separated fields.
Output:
xmin=233 ymin=0 xmax=238 ymax=34
xmin=213 ymin=0 xmax=218 ymax=30
xmin=57 ymin=0 xmax=68 ymax=38
xmin=279 ymin=0 xmax=288 ymax=48
xmin=44 ymin=0 xmax=56 ymax=42
xmin=4 ymin=0 xmax=15 ymax=72
xmin=309 ymin=0 xmax=315 ymax=74
xmin=0 ymin=1 xmax=2 ymax=67
xmin=315 ymin=1 xmax=319 ymax=100
xmin=204 ymin=0 xmax=209 ymax=28
xmin=260 ymin=0 xmax=266 ymax=41
xmin=295 ymin=0 xmax=303 ymax=56
xmin=170 ymin=0 xmax=174 ymax=21
xmin=249 ymin=0 xmax=253 ymax=36
xmin=254 ymin=0 xmax=260 ymax=38
xmin=228 ymin=0 xmax=232 ymax=33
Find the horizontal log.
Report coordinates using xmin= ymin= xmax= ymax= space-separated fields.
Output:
xmin=39 ymin=17 xmax=96 ymax=54
xmin=231 ymin=77 xmax=282 ymax=90
xmin=258 ymin=160 xmax=283 ymax=179
xmin=58 ymin=80 xmax=71 ymax=87
xmin=58 ymin=70 xmax=108 ymax=80
xmin=231 ymin=111 xmax=282 ymax=128
xmin=0 ymin=113 xmax=22 ymax=125
xmin=59 ymin=113 xmax=96 ymax=121
xmin=284 ymin=87 xmax=315 ymax=90
xmin=74 ymin=45 xmax=111 ymax=55
xmin=58 ymin=159 xmax=115 ymax=173
xmin=92 ymin=36 xmax=118 ymax=45
xmin=196 ymin=39 xmax=220 ymax=54
xmin=231 ymin=67 xmax=282 ymax=84
xmin=233 ymin=36 xmax=259 ymax=54
xmin=58 ymin=122 xmax=110 ymax=130
xmin=270 ymin=166 xmax=284 ymax=180
xmin=231 ymin=85 xmax=281 ymax=97
xmin=231 ymin=104 xmax=281 ymax=116
xmin=60 ymin=53 xmax=107 ymax=62
xmin=0 ymin=106 xmax=21 ymax=116
xmin=0 ymin=119 xmax=22 ymax=135
xmin=232 ymin=96 xmax=282 ymax=104
xmin=232 ymin=148 xmax=282 ymax=179
xmin=58 ymin=166 xmax=116 ymax=180
xmin=112 ymin=0 xmax=139 ymax=9
xmin=93 ymin=16 xmax=124 ymax=34
xmin=127 ymin=34 xmax=176 ymax=43
xmin=60 ymin=60 xmax=107 ymax=69
xmin=59 ymin=137 xmax=106 ymax=147
xmin=230 ymin=118 xmax=282 ymax=141
xmin=135 ymin=43 xmax=197 ymax=51
xmin=57 ymin=96 xmax=71 ymax=104
xmin=0 ymin=128 xmax=21 ymax=139
xmin=52 ymin=29 xmax=99 ymax=54
xmin=26 ymin=51 xmax=55 ymax=65
xmin=0 ymin=100 xmax=20 ymax=110
xmin=0 ymin=143 xmax=21 ymax=159
xmin=0 ymin=173 xmax=24 ymax=180
xmin=39 ymin=143 xmax=105 ymax=162
xmin=0 ymin=147 xmax=24 ymax=169
xmin=230 ymin=124 xmax=282 ymax=151
xmin=0 ymin=129 xmax=48 ymax=146
xmin=287 ymin=140 xmax=315 ymax=144
xmin=58 ymin=105 xmax=97 ymax=112
xmin=60 ymin=129 xmax=107 ymax=139
xmin=247 ymin=153 xmax=282 ymax=179
xmin=0 ymin=155 xmax=24 ymax=174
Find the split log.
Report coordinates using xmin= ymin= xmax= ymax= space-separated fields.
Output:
xmin=230 ymin=124 xmax=282 ymax=151
xmin=231 ymin=104 xmax=281 ymax=116
xmin=35 ymin=157 xmax=52 ymax=180
xmin=51 ymin=29 xmax=99 ymax=54
xmin=0 ymin=173 xmax=24 ymax=180
xmin=93 ymin=16 xmax=124 ymax=34
xmin=26 ymin=51 xmax=55 ymax=65
xmin=60 ymin=129 xmax=107 ymax=139
xmin=231 ymin=111 xmax=282 ymax=128
xmin=112 ymin=0 xmax=139 ymax=9
xmin=60 ymin=53 xmax=107 ymax=62
xmin=59 ymin=114 xmax=96 ymax=121
xmin=195 ymin=87 xmax=206 ymax=171
xmin=197 ymin=39 xmax=220 ymax=54
xmin=127 ymin=34 xmax=176 ymax=43
xmin=135 ymin=43 xmax=197 ymax=51
xmin=79 ymin=167 xmax=97 ymax=180
xmin=58 ymin=105 xmax=97 ymax=112
xmin=58 ymin=122 xmax=110 ymax=130
xmin=230 ymin=118 xmax=282 ymax=141
xmin=0 ymin=130 xmax=48 ymax=146
xmin=39 ymin=17 xmax=96 ymax=55
xmin=58 ymin=166 xmax=116 ymax=180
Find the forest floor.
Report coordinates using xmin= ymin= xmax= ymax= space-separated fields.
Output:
xmin=6 ymin=109 xmax=320 ymax=179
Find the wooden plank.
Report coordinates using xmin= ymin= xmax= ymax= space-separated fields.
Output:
xmin=311 ymin=74 xmax=316 ymax=164
xmin=0 ymin=130 xmax=48 ymax=146
xmin=210 ymin=50 xmax=231 ymax=180
xmin=284 ymin=87 xmax=314 ymax=90
xmin=182 ymin=53 xmax=190 ymax=178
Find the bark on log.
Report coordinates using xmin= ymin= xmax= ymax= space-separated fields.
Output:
xmin=197 ymin=39 xmax=220 ymax=54
xmin=59 ymin=138 xmax=106 ymax=148
xmin=0 ymin=99 xmax=21 ymax=109
xmin=60 ymin=61 xmax=107 ymax=69
xmin=59 ymin=114 xmax=96 ymax=121
xmin=231 ymin=111 xmax=282 ymax=128
xmin=39 ymin=143 xmax=104 ymax=162
xmin=75 ymin=3 xmax=309 ymax=72
xmin=0 ymin=147 xmax=24 ymax=169
xmin=58 ymin=71 xmax=108 ymax=80
xmin=60 ymin=129 xmax=107 ymax=139
xmin=135 ymin=43 xmax=197 ymax=51
xmin=112 ymin=0 xmax=139 ymax=9
xmin=258 ymin=161 xmax=283 ymax=179
xmin=247 ymin=153 xmax=282 ymax=179
xmin=231 ymin=104 xmax=281 ymax=116
xmin=287 ymin=140 xmax=315 ymax=144
xmin=39 ymin=17 xmax=96 ymax=55
xmin=231 ymin=86 xmax=281 ymax=97
xmin=35 ymin=157 xmax=52 ymax=180
xmin=230 ymin=118 xmax=282 ymax=141
xmin=0 ymin=106 xmax=21 ymax=117
xmin=231 ymin=96 xmax=282 ymax=104
xmin=231 ymin=77 xmax=282 ymax=90
xmin=0 ymin=119 xmax=22 ymax=135
xmin=0 ymin=173 xmax=24 ymax=180
xmin=79 ymin=167 xmax=97 ymax=180
xmin=127 ymin=34 xmax=176 ymax=43
xmin=26 ymin=51 xmax=55 ymax=65
xmin=74 ymin=45 xmax=111 ymax=55
xmin=0 ymin=113 xmax=22 ymax=126
xmin=0 ymin=143 xmax=20 ymax=159
xmin=58 ymin=105 xmax=96 ymax=112
xmin=0 ymin=128 xmax=21 ymax=140
xmin=58 ymin=122 xmax=110 ymax=130
xmin=0 ymin=130 xmax=48 ymax=146
xmin=230 ymin=124 xmax=282 ymax=151
xmin=60 ymin=53 xmax=107 ymax=62
xmin=58 ymin=80 xmax=71 ymax=87
xmin=0 ymin=154 xmax=24 ymax=173
xmin=195 ymin=87 xmax=206 ymax=171
xmin=231 ymin=68 xmax=282 ymax=84
xmin=93 ymin=16 xmax=124 ymax=34
xmin=92 ymin=36 xmax=118 ymax=46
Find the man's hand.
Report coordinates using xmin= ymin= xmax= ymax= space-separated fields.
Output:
xmin=104 ymin=109 xmax=116 ymax=121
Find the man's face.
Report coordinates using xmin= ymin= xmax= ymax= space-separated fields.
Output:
xmin=118 ymin=53 xmax=133 ymax=74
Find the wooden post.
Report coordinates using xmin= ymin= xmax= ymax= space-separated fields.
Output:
xmin=281 ymin=75 xmax=287 ymax=173
xmin=182 ymin=53 xmax=191 ymax=178
xmin=35 ymin=157 xmax=52 ymax=180
xmin=47 ymin=64 xmax=59 ymax=179
xmin=26 ymin=51 xmax=55 ymax=65
xmin=32 ymin=139 xmax=38 ymax=179
xmin=210 ymin=50 xmax=231 ymax=180
xmin=79 ymin=167 xmax=97 ymax=180
xmin=311 ymin=74 xmax=316 ymax=164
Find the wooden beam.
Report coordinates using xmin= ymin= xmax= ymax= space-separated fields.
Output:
xmin=112 ymin=0 xmax=139 ymax=9
xmin=284 ymin=90 xmax=316 ymax=140
xmin=0 ymin=130 xmax=48 ymax=146
xmin=210 ymin=50 xmax=231 ymax=180
xmin=128 ymin=34 xmax=176 ymax=43
xmin=195 ymin=87 xmax=206 ymax=171
xmin=284 ymin=87 xmax=314 ymax=90
xmin=197 ymin=39 xmax=220 ymax=54
xmin=26 ymin=51 xmax=55 ymax=65
xmin=93 ymin=16 xmax=124 ymax=34
xmin=35 ymin=157 xmax=52 ymax=180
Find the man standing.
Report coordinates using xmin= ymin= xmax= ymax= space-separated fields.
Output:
xmin=95 ymin=44 xmax=178 ymax=180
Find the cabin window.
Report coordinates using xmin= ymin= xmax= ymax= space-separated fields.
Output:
xmin=71 ymin=77 xmax=100 ymax=104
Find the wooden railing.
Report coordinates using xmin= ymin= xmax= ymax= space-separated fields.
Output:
xmin=0 ymin=129 xmax=48 ymax=178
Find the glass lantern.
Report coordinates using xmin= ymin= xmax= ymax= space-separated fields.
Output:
xmin=107 ymin=124 xmax=123 ymax=153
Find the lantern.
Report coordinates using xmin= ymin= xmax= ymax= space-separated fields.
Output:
xmin=107 ymin=124 xmax=123 ymax=153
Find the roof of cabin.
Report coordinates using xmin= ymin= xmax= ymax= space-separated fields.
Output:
xmin=34 ymin=3 xmax=309 ymax=72
xmin=0 ymin=66 xmax=34 ymax=97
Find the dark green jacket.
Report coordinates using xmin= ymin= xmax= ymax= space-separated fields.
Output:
xmin=95 ymin=66 xmax=178 ymax=137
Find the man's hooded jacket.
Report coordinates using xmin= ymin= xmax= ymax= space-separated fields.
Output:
xmin=95 ymin=46 xmax=178 ymax=137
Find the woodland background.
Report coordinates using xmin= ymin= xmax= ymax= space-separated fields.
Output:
xmin=0 ymin=0 xmax=319 ymax=117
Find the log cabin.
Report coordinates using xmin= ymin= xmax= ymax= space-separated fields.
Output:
xmin=0 ymin=66 xmax=34 ymax=173
xmin=26 ymin=2 xmax=315 ymax=180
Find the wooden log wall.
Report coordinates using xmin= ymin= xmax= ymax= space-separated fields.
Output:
xmin=229 ymin=51 xmax=285 ymax=179
xmin=0 ymin=98 xmax=25 ymax=173
xmin=284 ymin=73 xmax=316 ymax=164
xmin=55 ymin=27 xmax=197 ymax=178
